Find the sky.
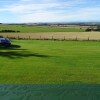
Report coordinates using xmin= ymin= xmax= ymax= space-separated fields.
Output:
xmin=0 ymin=0 xmax=100 ymax=23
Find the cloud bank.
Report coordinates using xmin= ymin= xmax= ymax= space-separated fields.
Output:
xmin=0 ymin=0 xmax=100 ymax=23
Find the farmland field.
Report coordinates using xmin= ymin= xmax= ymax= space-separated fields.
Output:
xmin=0 ymin=40 xmax=100 ymax=84
xmin=1 ymin=32 xmax=100 ymax=40
xmin=0 ymin=24 xmax=85 ymax=32
xmin=1 ymin=24 xmax=100 ymax=40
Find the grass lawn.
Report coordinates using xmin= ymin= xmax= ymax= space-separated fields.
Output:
xmin=0 ymin=40 xmax=100 ymax=84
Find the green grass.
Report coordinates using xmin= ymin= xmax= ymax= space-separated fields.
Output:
xmin=0 ymin=40 xmax=100 ymax=84
xmin=0 ymin=25 xmax=85 ymax=32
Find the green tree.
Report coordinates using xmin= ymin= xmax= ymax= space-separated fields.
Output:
xmin=96 ymin=25 xmax=100 ymax=31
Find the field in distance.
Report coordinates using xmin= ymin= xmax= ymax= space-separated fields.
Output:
xmin=0 ymin=24 xmax=85 ymax=32
xmin=0 ymin=40 xmax=100 ymax=84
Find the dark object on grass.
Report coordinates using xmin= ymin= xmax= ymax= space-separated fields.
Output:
xmin=0 ymin=38 xmax=11 ymax=47
xmin=0 ymin=30 xmax=20 ymax=33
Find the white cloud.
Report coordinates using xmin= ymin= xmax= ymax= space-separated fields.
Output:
xmin=0 ymin=0 xmax=100 ymax=22
xmin=0 ymin=2 xmax=63 ymax=13
xmin=0 ymin=0 xmax=87 ymax=13
xmin=19 ymin=7 xmax=100 ymax=22
xmin=19 ymin=11 xmax=67 ymax=22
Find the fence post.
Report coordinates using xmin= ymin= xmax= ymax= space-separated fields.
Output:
xmin=52 ymin=36 xmax=53 ymax=40
xmin=18 ymin=35 xmax=19 ymax=39
xmin=40 ymin=36 xmax=41 ymax=40
xmin=29 ymin=36 xmax=30 ymax=40
xmin=88 ymin=37 xmax=89 ymax=41
xmin=76 ymin=36 xmax=77 ymax=41
xmin=64 ymin=36 xmax=65 ymax=40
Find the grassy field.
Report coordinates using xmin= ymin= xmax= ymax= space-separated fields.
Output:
xmin=0 ymin=24 xmax=85 ymax=32
xmin=0 ymin=40 xmax=100 ymax=84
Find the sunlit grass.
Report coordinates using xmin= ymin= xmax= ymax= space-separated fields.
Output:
xmin=0 ymin=40 xmax=100 ymax=84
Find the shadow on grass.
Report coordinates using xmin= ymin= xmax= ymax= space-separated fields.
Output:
xmin=0 ymin=44 xmax=50 ymax=59
xmin=10 ymin=44 xmax=21 ymax=48
xmin=0 ymin=51 xmax=50 ymax=59
xmin=0 ymin=44 xmax=26 ymax=50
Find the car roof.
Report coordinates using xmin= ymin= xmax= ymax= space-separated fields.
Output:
xmin=0 ymin=38 xmax=6 ymax=40
xmin=0 ymin=38 xmax=10 ymax=41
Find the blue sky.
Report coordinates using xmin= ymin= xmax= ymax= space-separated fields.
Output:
xmin=0 ymin=0 xmax=100 ymax=23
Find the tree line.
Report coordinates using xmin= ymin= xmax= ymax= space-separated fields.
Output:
xmin=0 ymin=30 xmax=20 ymax=33
xmin=85 ymin=25 xmax=100 ymax=32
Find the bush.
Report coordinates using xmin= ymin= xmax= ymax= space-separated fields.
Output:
xmin=85 ymin=28 xmax=92 ymax=32
xmin=0 ymin=30 xmax=20 ymax=33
